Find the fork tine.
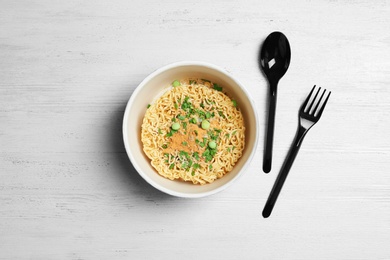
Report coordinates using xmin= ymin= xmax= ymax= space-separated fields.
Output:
xmin=315 ymin=91 xmax=331 ymax=118
xmin=301 ymin=85 xmax=316 ymax=111
xmin=307 ymin=86 xmax=321 ymax=114
xmin=312 ymin=88 xmax=326 ymax=115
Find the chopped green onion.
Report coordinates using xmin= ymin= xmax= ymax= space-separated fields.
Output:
xmin=196 ymin=109 xmax=206 ymax=119
xmin=166 ymin=130 xmax=175 ymax=137
xmin=172 ymin=80 xmax=180 ymax=87
xmin=181 ymin=96 xmax=192 ymax=111
xmin=181 ymin=161 xmax=188 ymax=169
xmin=147 ymin=104 xmax=151 ymax=108
xmin=162 ymin=144 xmax=168 ymax=149
xmin=192 ymin=152 xmax=200 ymax=161
xmin=205 ymin=112 xmax=211 ymax=119
xmin=202 ymin=147 xmax=216 ymax=162
xmin=208 ymin=141 xmax=217 ymax=149
xmin=179 ymin=150 xmax=190 ymax=159
xmin=213 ymin=83 xmax=222 ymax=91
xmin=169 ymin=163 xmax=174 ymax=169
xmin=232 ymin=100 xmax=237 ymax=107
xmin=201 ymin=120 xmax=210 ymax=130
xmin=218 ymin=111 xmax=225 ymax=118
xmin=182 ymin=141 xmax=188 ymax=146
xmin=207 ymin=130 xmax=218 ymax=141
xmin=172 ymin=122 xmax=180 ymax=130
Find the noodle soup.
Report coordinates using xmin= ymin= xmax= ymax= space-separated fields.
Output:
xmin=141 ymin=79 xmax=245 ymax=185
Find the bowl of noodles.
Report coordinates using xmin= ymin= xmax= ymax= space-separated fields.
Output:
xmin=123 ymin=61 xmax=258 ymax=198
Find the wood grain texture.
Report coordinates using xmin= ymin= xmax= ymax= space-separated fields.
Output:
xmin=1 ymin=0 xmax=389 ymax=259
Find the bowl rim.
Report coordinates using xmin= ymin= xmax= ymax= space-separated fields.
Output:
xmin=122 ymin=60 xmax=259 ymax=198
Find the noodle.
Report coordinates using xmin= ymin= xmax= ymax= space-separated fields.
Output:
xmin=141 ymin=79 xmax=245 ymax=185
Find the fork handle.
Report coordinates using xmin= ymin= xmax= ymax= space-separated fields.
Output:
xmin=262 ymin=125 xmax=307 ymax=218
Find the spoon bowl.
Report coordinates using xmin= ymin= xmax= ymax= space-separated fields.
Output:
xmin=259 ymin=31 xmax=291 ymax=173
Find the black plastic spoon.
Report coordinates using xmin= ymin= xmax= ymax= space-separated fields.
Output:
xmin=259 ymin=31 xmax=291 ymax=173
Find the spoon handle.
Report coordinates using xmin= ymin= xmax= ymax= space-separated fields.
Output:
xmin=263 ymin=86 xmax=277 ymax=173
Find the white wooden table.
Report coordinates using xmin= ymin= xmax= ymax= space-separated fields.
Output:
xmin=1 ymin=1 xmax=389 ymax=259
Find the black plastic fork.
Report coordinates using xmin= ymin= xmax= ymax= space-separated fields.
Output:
xmin=262 ymin=85 xmax=331 ymax=218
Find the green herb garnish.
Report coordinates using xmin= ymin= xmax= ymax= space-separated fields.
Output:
xmin=189 ymin=118 xmax=197 ymax=124
xmin=205 ymin=112 xmax=211 ymax=119
xmin=179 ymin=150 xmax=190 ymax=160
xmin=201 ymin=120 xmax=210 ymax=130
xmin=208 ymin=141 xmax=217 ymax=149
xmin=202 ymin=147 xmax=217 ymax=162
xmin=172 ymin=80 xmax=180 ymax=87
xmin=166 ymin=128 xmax=178 ymax=137
xmin=213 ymin=83 xmax=222 ymax=91
xmin=218 ymin=111 xmax=225 ymax=118
xmin=178 ymin=115 xmax=186 ymax=120
xmin=192 ymin=152 xmax=200 ymax=161
xmin=181 ymin=96 xmax=192 ymax=111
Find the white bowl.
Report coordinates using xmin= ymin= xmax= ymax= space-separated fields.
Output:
xmin=123 ymin=61 xmax=259 ymax=198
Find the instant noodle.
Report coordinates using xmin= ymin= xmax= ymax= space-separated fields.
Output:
xmin=141 ymin=79 xmax=245 ymax=185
